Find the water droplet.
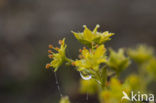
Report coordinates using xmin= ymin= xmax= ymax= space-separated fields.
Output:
xmin=80 ymin=72 xmax=92 ymax=80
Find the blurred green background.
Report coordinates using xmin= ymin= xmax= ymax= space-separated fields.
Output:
xmin=0 ymin=0 xmax=156 ymax=103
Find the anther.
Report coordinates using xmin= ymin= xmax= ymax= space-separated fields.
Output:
xmin=55 ymin=47 xmax=59 ymax=51
xmin=95 ymin=44 xmax=99 ymax=48
xmin=72 ymin=62 xmax=75 ymax=66
xmin=48 ymin=44 xmax=53 ymax=49
xmin=78 ymin=55 xmax=82 ymax=59
xmin=79 ymin=49 xmax=82 ymax=53
xmin=83 ymin=47 xmax=86 ymax=50
xmin=59 ymin=40 xmax=63 ymax=45
xmin=45 ymin=63 xmax=51 ymax=69
xmin=48 ymin=50 xmax=52 ymax=54
xmin=48 ymin=54 xmax=53 ymax=58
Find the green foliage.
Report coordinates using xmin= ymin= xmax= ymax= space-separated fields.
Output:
xmin=45 ymin=25 xmax=156 ymax=103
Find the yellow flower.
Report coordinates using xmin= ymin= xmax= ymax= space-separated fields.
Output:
xmin=107 ymin=49 xmax=130 ymax=73
xmin=46 ymin=38 xmax=67 ymax=72
xmin=127 ymin=45 xmax=154 ymax=64
xmin=72 ymin=25 xmax=114 ymax=47
xmin=59 ymin=96 xmax=70 ymax=103
xmin=74 ymin=45 xmax=106 ymax=72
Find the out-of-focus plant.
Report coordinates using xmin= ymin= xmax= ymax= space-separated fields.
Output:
xmin=127 ymin=45 xmax=154 ymax=64
xmin=79 ymin=78 xmax=99 ymax=94
xmin=59 ymin=96 xmax=70 ymax=103
xmin=145 ymin=58 xmax=156 ymax=79
xmin=45 ymin=25 xmax=156 ymax=103
xmin=100 ymin=77 xmax=131 ymax=103
xmin=107 ymin=49 xmax=130 ymax=75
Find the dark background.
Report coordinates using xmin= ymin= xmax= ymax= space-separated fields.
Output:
xmin=0 ymin=0 xmax=156 ymax=103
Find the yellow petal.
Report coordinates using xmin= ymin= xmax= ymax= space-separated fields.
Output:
xmin=83 ymin=25 xmax=95 ymax=41
xmin=93 ymin=24 xmax=100 ymax=33
xmin=94 ymin=45 xmax=106 ymax=58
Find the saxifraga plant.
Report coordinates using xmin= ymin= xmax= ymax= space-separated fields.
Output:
xmin=45 ymin=25 xmax=156 ymax=103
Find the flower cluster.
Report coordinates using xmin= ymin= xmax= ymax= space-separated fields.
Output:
xmin=127 ymin=44 xmax=156 ymax=80
xmin=45 ymin=25 xmax=156 ymax=103
xmin=71 ymin=25 xmax=117 ymax=86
